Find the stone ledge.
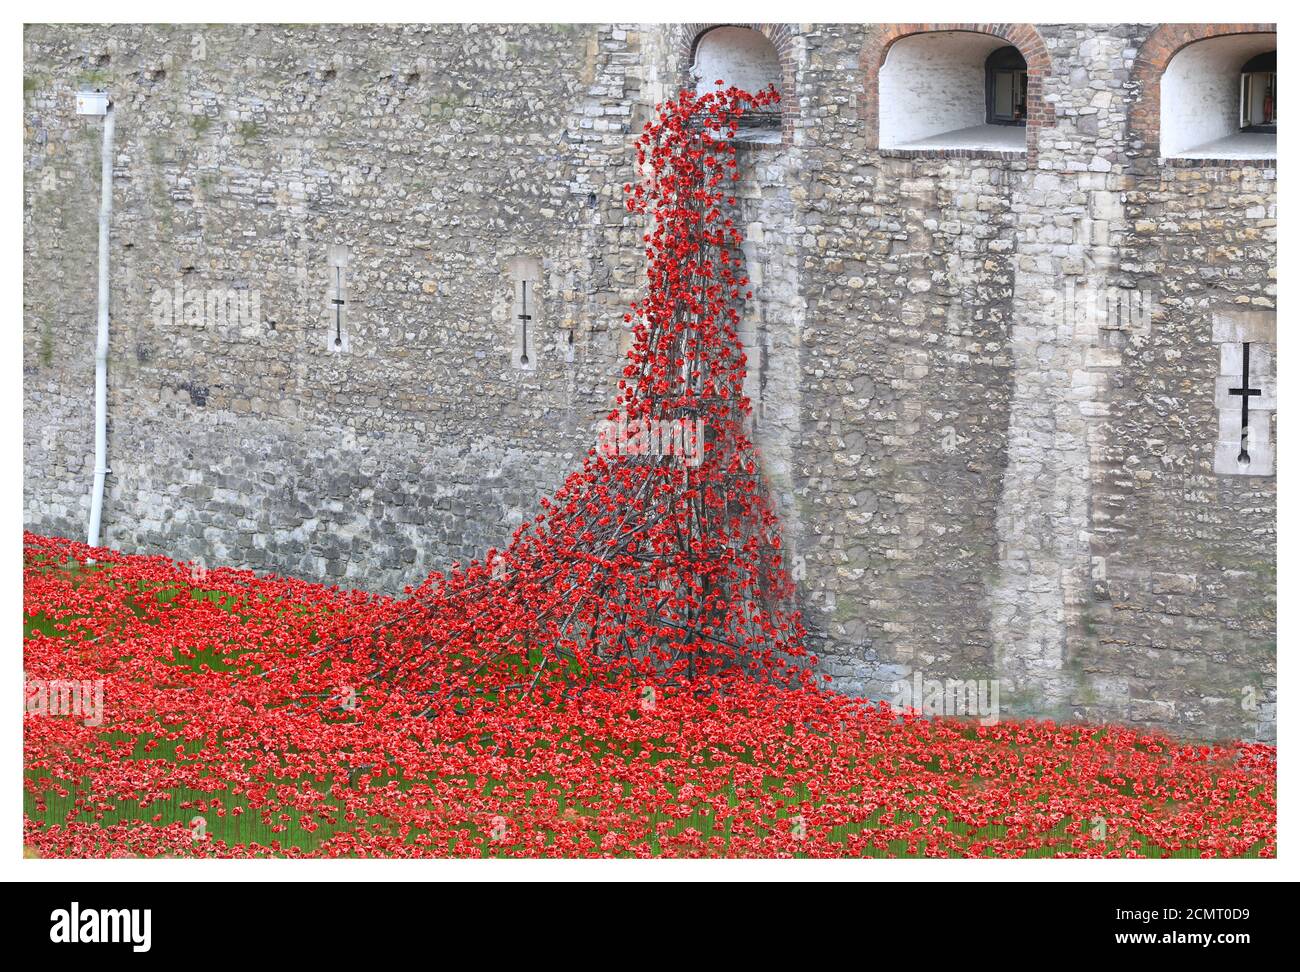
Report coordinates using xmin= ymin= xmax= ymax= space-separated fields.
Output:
xmin=878 ymin=147 xmax=1028 ymax=161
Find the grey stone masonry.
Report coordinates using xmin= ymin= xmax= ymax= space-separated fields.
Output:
xmin=24 ymin=23 xmax=1275 ymax=740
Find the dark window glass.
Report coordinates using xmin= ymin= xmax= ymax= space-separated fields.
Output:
xmin=986 ymin=46 xmax=1028 ymax=126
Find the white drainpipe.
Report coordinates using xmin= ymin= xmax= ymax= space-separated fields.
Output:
xmin=82 ymin=93 xmax=114 ymax=550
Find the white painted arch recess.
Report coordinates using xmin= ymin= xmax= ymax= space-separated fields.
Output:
xmin=879 ymin=30 xmax=1026 ymax=152
xmin=1160 ymin=32 xmax=1277 ymax=159
xmin=692 ymin=27 xmax=781 ymax=99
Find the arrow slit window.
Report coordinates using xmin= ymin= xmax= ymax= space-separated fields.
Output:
xmin=1213 ymin=310 xmax=1276 ymax=477
xmin=326 ymin=244 xmax=350 ymax=353
xmin=508 ymin=256 xmax=541 ymax=371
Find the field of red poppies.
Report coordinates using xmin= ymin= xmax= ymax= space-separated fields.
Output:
xmin=22 ymin=532 xmax=1275 ymax=859
xmin=22 ymin=86 xmax=1277 ymax=860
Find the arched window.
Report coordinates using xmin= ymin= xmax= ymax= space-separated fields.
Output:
xmin=985 ymin=46 xmax=1027 ymax=125
xmin=879 ymin=31 xmax=1027 ymax=152
xmin=691 ymin=26 xmax=782 ymax=142
xmin=1159 ymin=32 xmax=1276 ymax=159
xmin=1240 ymin=51 xmax=1276 ymax=131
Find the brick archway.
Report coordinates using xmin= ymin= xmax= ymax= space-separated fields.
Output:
xmin=678 ymin=23 xmax=798 ymax=146
xmin=1130 ymin=23 xmax=1276 ymax=160
xmin=860 ymin=23 xmax=1051 ymax=163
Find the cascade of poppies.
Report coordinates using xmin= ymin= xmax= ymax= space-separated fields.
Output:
xmin=350 ymin=83 xmax=810 ymax=708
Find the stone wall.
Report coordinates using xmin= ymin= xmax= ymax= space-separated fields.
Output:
xmin=24 ymin=23 xmax=651 ymax=589
xmin=23 ymin=23 xmax=1276 ymax=740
